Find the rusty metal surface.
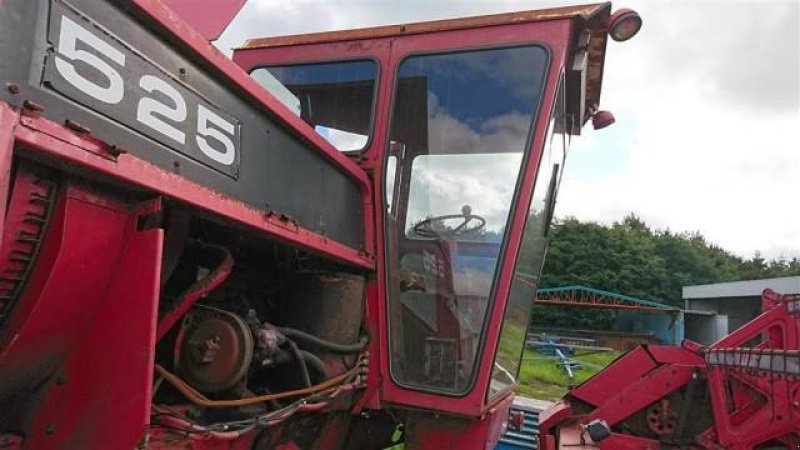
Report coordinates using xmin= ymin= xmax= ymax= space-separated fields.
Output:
xmin=241 ymin=3 xmax=609 ymax=50
xmin=280 ymin=272 xmax=365 ymax=377
xmin=403 ymin=392 xmax=514 ymax=450
xmin=177 ymin=307 xmax=255 ymax=393
xmin=13 ymin=112 xmax=374 ymax=270
xmin=0 ymin=163 xmax=57 ymax=326
xmin=584 ymin=30 xmax=609 ymax=125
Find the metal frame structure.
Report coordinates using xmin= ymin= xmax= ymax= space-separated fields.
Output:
xmin=536 ymin=285 xmax=679 ymax=312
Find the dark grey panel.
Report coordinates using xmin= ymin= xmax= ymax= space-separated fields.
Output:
xmin=0 ymin=0 xmax=365 ymax=250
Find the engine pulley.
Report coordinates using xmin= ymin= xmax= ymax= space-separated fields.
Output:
xmin=177 ymin=307 xmax=254 ymax=393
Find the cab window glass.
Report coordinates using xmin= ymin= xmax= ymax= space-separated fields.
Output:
xmin=384 ymin=45 xmax=548 ymax=393
xmin=251 ymin=60 xmax=377 ymax=152
xmin=489 ymin=81 xmax=568 ymax=398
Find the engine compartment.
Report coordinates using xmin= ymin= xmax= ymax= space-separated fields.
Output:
xmin=0 ymin=159 xmax=373 ymax=446
xmin=151 ymin=203 xmax=370 ymax=432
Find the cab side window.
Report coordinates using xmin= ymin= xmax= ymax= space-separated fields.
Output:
xmin=251 ymin=60 xmax=378 ymax=152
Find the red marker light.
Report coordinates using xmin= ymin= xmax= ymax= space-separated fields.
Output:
xmin=592 ymin=110 xmax=616 ymax=130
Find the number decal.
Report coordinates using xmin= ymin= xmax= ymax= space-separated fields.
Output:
xmin=49 ymin=14 xmax=239 ymax=172
xmin=196 ymin=104 xmax=236 ymax=166
xmin=54 ymin=15 xmax=125 ymax=104
xmin=137 ymin=75 xmax=187 ymax=144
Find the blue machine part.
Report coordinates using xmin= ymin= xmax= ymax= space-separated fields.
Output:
xmin=528 ymin=339 xmax=575 ymax=357
xmin=496 ymin=403 xmax=540 ymax=450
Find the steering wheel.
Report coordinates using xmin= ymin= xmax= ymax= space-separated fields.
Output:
xmin=413 ymin=205 xmax=486 ymax=238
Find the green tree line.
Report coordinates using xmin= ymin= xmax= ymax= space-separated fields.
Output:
xmin=532 ymin=214 xmax=800 ymax=329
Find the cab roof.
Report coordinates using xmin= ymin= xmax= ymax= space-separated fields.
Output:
xmin=239 ymin=3 xmax=610 ymax=49
xmin=238 ymin=2 xmax=612 ymax=131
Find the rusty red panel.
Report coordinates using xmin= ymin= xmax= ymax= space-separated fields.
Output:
xmin=584 ymin=364 xmax=694 ymax=427
xmin=404 ymin=392 xmax=513 ymax=450
xmin=161 ymin=0 xmax=246 ymax=41
xmin=538 ymin=400 xmax=573 ymax=436
xmin=26 ymin=210 xmax=162 ymax=449
xmin=0 ymin=184 xmax=130 ymax=392
xmin=646 ymin=345 xmax=704 ymax=365
xmin=13 ymin=114 xmax=374 ymax=269
xmin=597 ymin=434 xmax=661 ymax=450
xmin=569 ymin=346 xmax=657 ymax=406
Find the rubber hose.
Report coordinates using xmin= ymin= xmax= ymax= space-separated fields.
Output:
xmin=300 ymin=350 xmax=329 ymax=382
xmin=286 ymin=339 xmax=311 ymax=387
xmin=278 ymin=327 xmax=367 ymax=354
xmin=154 ymin=364 xmax=358 ymax=408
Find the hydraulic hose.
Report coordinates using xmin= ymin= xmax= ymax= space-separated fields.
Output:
xmin=278 ymin=327 xmax=368 ymax=354
xmin=154 ymin=364 xmax=359 ymax=408
xmin=299 ymin=350 xmax=328 ymax=382
xmin=286 ymin=339 xmax=311 ymax=387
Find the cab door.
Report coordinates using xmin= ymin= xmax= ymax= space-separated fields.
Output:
xmin=377 ymin=17 xmax=572 ymax=416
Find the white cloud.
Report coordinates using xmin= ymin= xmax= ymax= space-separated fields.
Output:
xmin=558 ymin=85 xmax=800 ymax=259
xmin=407 ymin=152 xmax=523 ymax=233
xmin=555 ymin=0 xmax=800 ymax=260
xmin=405 ymin=97 xmax=532 ymax=233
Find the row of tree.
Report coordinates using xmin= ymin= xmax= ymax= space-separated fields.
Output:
xmin=532 ymin=215 xmax=799 ymax=329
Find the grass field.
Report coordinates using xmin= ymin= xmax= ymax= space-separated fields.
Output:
xmin=516 ymin=348 xmax=621 ymax=400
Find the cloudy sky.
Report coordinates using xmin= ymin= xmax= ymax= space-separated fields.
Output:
xmin=215 ymin=0 xmax=800 ymax=260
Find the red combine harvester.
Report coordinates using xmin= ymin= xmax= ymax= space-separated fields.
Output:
xmin=0 ymin=1 xmax=643 ymax=448
xmin=539 ymin=289 xmax=800 ymax=449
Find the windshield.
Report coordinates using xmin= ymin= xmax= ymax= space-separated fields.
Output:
xmin=384 ymin=45 xmax=548 ymax=393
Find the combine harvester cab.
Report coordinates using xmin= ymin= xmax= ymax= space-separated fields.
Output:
xmin=0 ymin=1 xmax=638 ymax=448
xmin=539 ymin=289 xmax=800 ymax=449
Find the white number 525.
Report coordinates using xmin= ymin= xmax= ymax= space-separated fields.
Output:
xmin=53 ymin=15 xmax=238 ymax=168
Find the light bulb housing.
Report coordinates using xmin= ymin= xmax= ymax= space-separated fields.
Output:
xmin=606 ymin=8 xmax=642 ymax=42
xmin=592 ymin=110 xmax=616 ymax=130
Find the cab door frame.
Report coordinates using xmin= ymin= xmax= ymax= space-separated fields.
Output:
xmin=373 ymin=18 xmax=572 ymax=416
